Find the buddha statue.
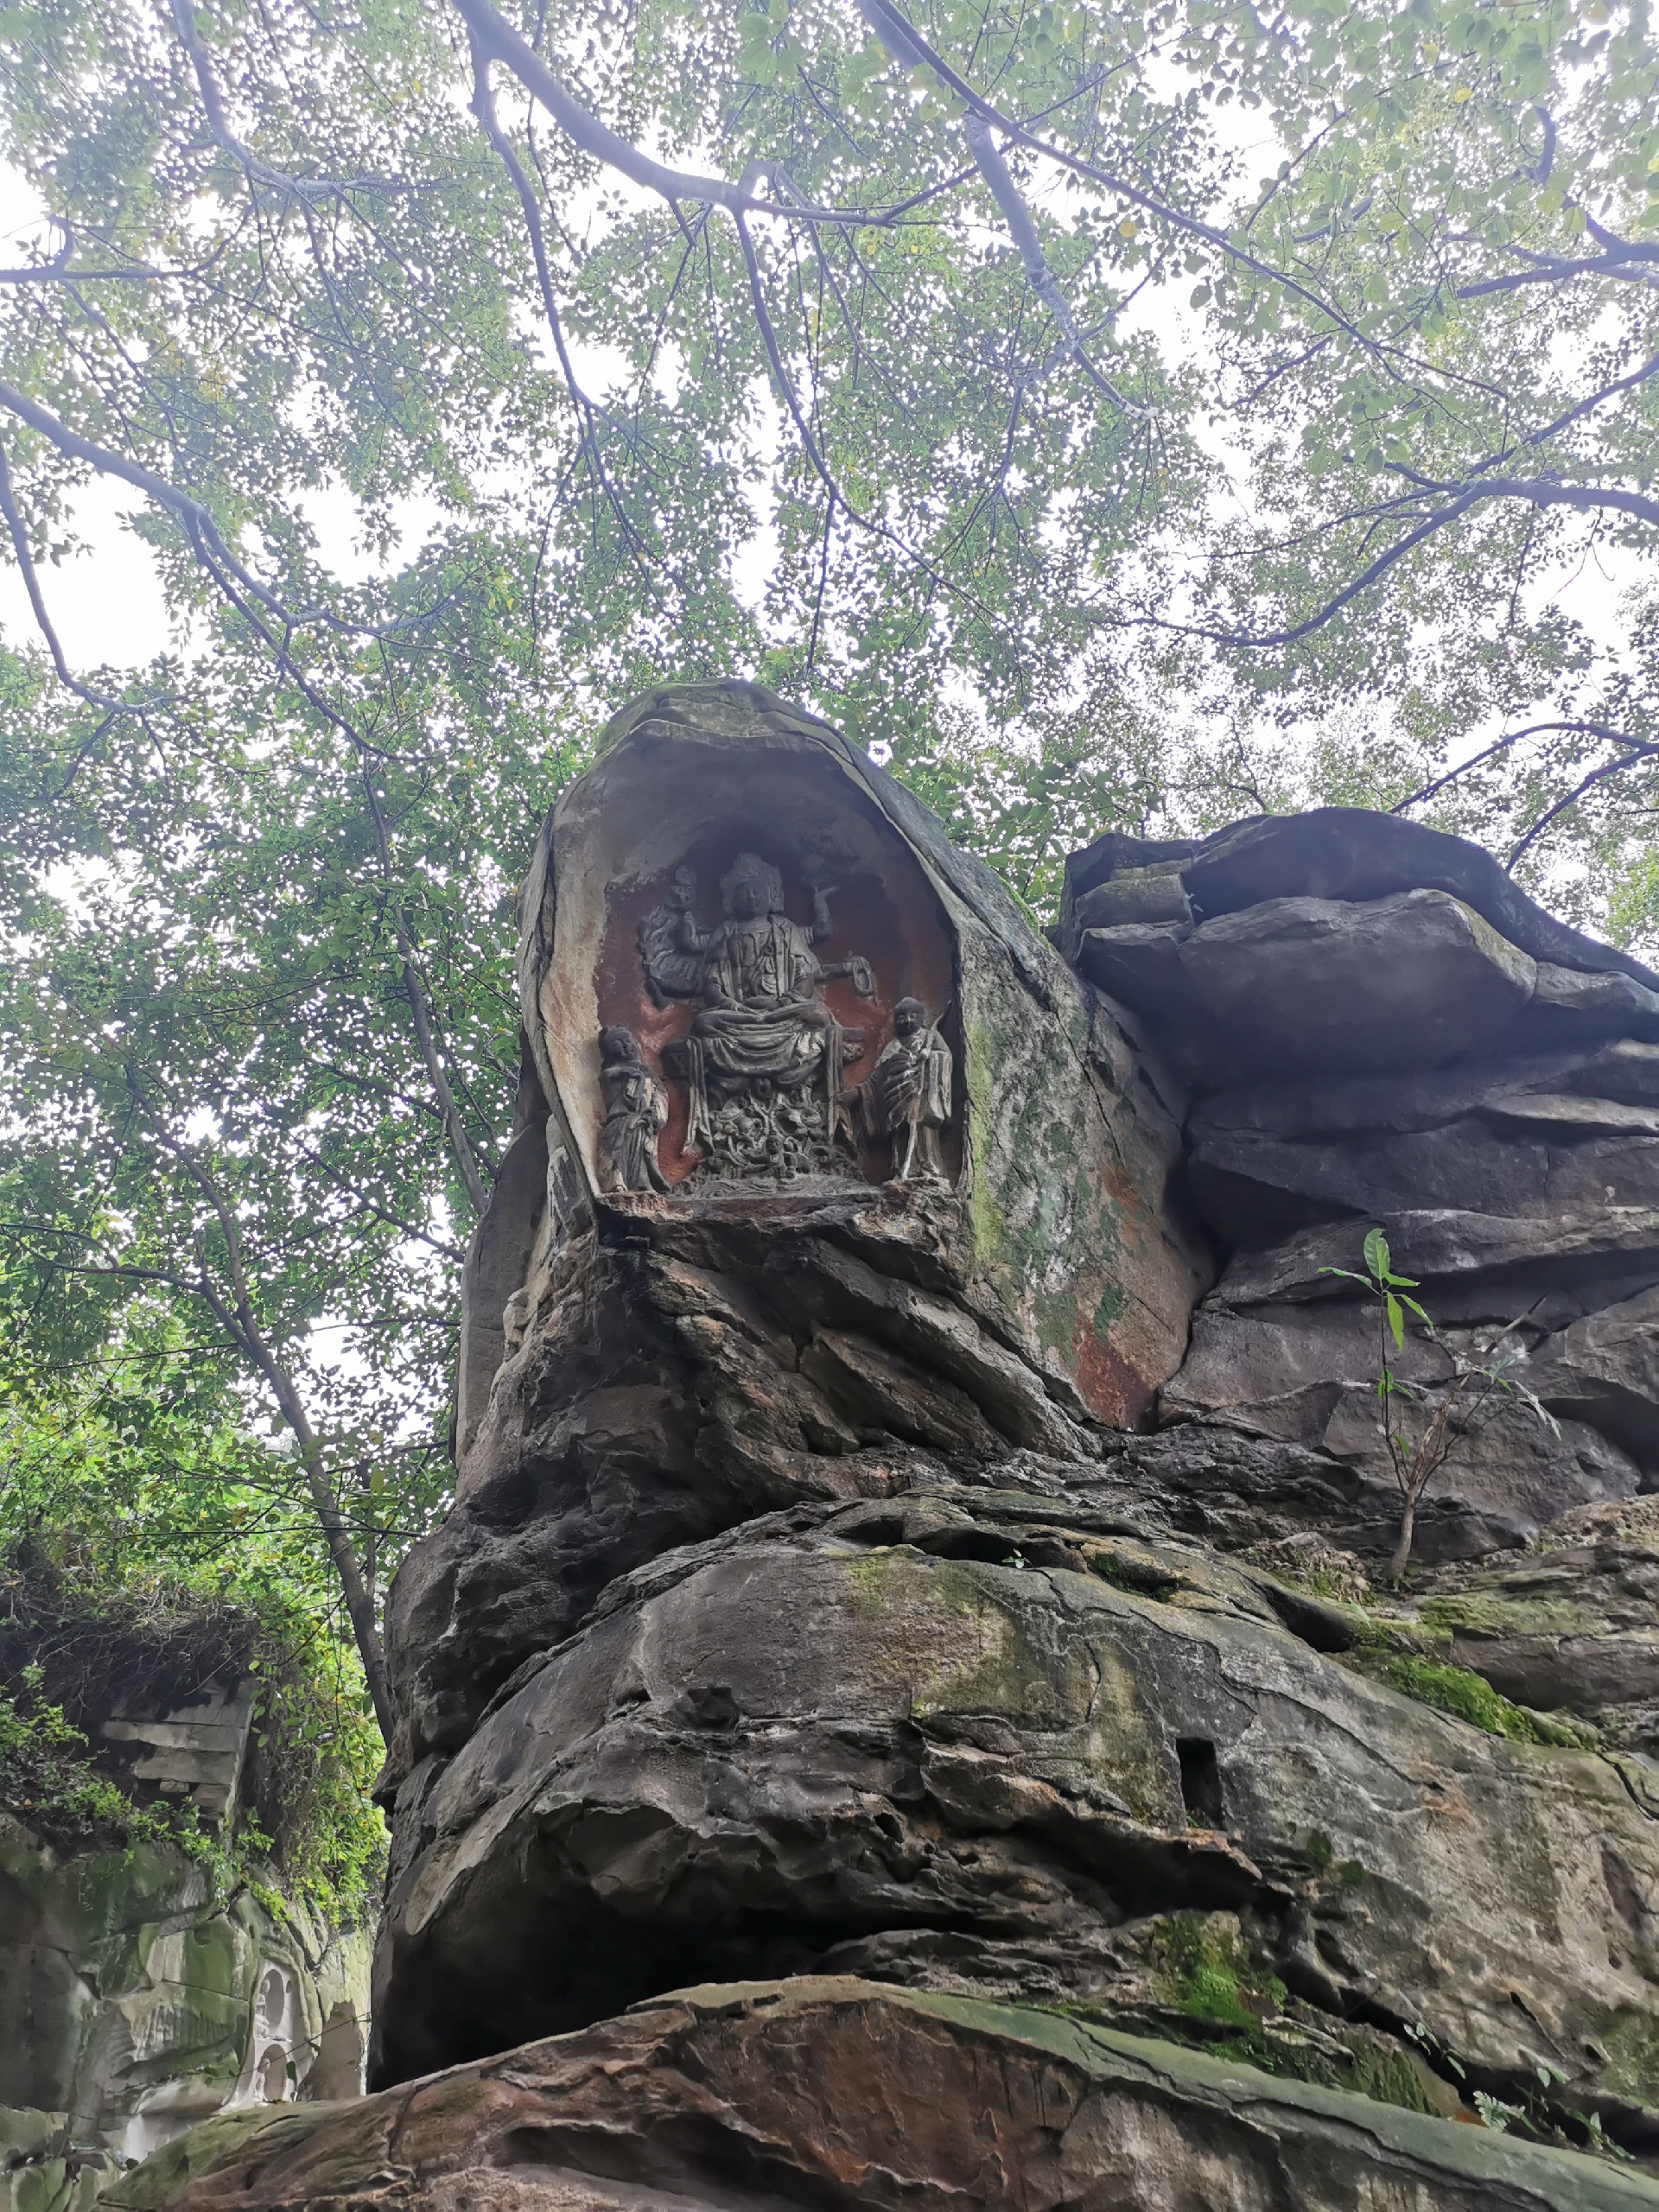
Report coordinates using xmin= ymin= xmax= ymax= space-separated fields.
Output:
xmin=637 ymin=851 xmax=874 ymax=1179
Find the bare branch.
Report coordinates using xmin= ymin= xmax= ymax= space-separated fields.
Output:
xmin=104 ymin=1123 xmax=397 ymax=1741
xmin=452 ymin=0 xmax=953 ymax=229
xmin=1508 ymin=740 xmax=1659 ymax=868
xmin=856 ymin=0 xmax=1393 ymax=371
xmin=1392 ymin=721 xmax=1645 ymax=813
xmin=1126 ymin=468 xmax=1657 ymax=654
xmin=279 ymin=1123 xmax=467 ymax=1260
xmin=452 ymin=0 xmax=749 ymax=209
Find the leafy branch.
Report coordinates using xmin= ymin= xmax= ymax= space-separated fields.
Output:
xmin=1323 ymin=1229 xmax=1556 ymax=1581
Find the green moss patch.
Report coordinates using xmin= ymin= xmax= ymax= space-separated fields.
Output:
xmin=1361 ymin=1653 xmax=1589 ymax=1746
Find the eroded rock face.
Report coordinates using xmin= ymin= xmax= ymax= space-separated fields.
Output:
xmin=1064 ymin=814 xmax=1659 ymax=1556
xmin=109 ymin=1980 xmax=1659 ymax=2212
xmin=383 ymin=684 xmax=1207 ymax=1777
xmin=0 ymin=1820 xmax=370 ymax=2175
xmin=375 ymin=1489 xmax=1659 ymax=2120
xmin=323 ymin=770 xmax=1659 ymax=2204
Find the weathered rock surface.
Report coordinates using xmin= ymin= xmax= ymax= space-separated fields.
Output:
xmin=1082 ymin=888 xmax=1542 ymax=1082
xmin=1060 ymin=806 xmax=1659 ymax=989
xmin=1415 ymin=1497 xmax=1659 ymax=1748
xmin=0 ymin=1818 xmax=370 ymax=2177
xmin=1066 ymin=810 xmax=1659 ymax=1098
xmin=92 ymin=772 xmax=1643 ymax=2212
xmin=373 ymin=1488 xmax=1659 ymax=2128
xmin=109 ymin=1980 xmax=1659 ymax=2212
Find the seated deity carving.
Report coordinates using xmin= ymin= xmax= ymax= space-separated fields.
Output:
xmin=636 ymin=852 xmax=874 ymax=1179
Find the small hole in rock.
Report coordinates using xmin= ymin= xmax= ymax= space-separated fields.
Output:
xmin=1177 ymin=1738 xmax=1224 ymax=1829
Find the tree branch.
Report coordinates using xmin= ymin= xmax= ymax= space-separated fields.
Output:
xmin=1132 ymin=467 xmax=1657 ymax=653
xmin=1507 ymin=740 xmax=1659 ymax=868
xmin=961 ymin=112 xmax=1146 ymax=414
xmin=467 ymin=45 xmax=654 ymax=572
xmin=166 ymin=0 xmax=385 ymax=201
xmin=1392 ymin=721 xmax=1644 ymax=813
xmin=0 ymin=374 xmax=292 ymax=619
xmin=0 ymin=436 xmax=152 ymax=712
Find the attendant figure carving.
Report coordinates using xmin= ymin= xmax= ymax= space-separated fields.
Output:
xmin=636 ymin=852 xmax=875 ymax=1179
xmin=842 ymin=996 xmax=952 ymax=1183
xmin=596 ymin=1025 xmax=669 ymax=1192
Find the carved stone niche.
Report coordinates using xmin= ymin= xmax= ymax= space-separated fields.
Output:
xmin=526 ymin=719 xmax=958 ymax=1200
xmin=461 ymin=682 xmax=1199 ymax=1420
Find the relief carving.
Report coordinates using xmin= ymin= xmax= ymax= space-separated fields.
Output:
xmin=841 ymin=995 xmax=952 ymax=1184
xmin=596 ymin=1026 xmax=669 ymax=1193
xmin=635 ymin=851 xmax=876 ymax=1181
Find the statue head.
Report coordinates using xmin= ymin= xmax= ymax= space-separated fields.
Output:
xmin=720 ymin=853 xmax=784 ymax=922
xmin=893 ymin=997 xmax=926 ymax=1039
xmin=599 ymin=1025 xmax=640 ymax=1066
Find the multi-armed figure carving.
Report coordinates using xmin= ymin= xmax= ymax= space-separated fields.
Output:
xmin=636 ymin=852 xmax=874 ymax=1179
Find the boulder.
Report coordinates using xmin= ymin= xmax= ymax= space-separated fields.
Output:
xmin=373 ymin=1495 xmax=1659 ymax=2125
xmin=1081 ymin=890 xmax=1545 ymax=1085
xmin=1529 ymin=1287 xmax=1659 ymax=1472
xmin=1071 ymin=831 xmax=1659 ymax=1090
xmin=108 ymin=1979 xmax=1659 ymax=2212
xmin=329 ymin=786 xmax=1659 ymax=2212
xmin=1061 ymin=807 xmax=1659 ymax=990
xmin=1208 ymin=1209 xmax=1659 ymax=1328
xmin=1188 ymin=1117 xmax=1659 ymax=1249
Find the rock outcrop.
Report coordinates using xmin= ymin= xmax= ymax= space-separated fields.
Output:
xmin=122 ymin=690 xmax=1659 ymax=2207
xmin=106 ymin=1980 xmax=1659 ymax=2212
xmin=0 ymin=1821 xmax=370 ymax=2202
xmin=0 ymin=1632 xmax=372 ymax=2203
xmin=1071 ymin=810 xmax=1659 ymax=1558
xmin=383 ymin=683 xmax=1207 ymax=1784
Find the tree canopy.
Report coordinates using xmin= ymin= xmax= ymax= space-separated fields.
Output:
xmin=0 ymin=0 xmax=1654 ymax=1786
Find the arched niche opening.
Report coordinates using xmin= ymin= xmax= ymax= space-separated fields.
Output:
xmin=531 ymin=710 xmax=959 ymax=1196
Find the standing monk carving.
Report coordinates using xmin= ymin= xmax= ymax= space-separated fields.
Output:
xmin=596 ymin=1026 xmax=669 ymax=1192
xmin=843 ymin=997 xmax=952 ymax=1184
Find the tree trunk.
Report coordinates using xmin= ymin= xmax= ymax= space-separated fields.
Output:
xmin=1388 ymin=1492 xmax=1418 ymax=1584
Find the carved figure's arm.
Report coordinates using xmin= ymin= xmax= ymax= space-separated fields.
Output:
xmin=818 ymin=952 xmax=875 ymax=995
